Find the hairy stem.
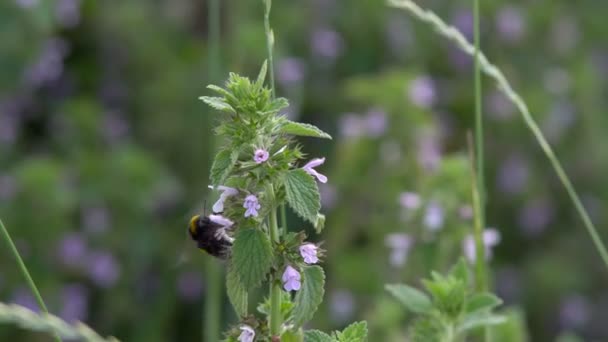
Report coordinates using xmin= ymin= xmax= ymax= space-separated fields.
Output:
xmin=268 ymin=184 xmax=282 ymax=337
xmin=205 ymin=0 xmax=222 ymax=341
xmin=0 ymin=218 xmax=62 ymax=342
xmin=389 ymin=0 xmax=608 ymax=272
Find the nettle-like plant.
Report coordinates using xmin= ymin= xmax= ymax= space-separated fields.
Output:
xmin=200 ymin=62 xmax=368 ymax=342
xmin=385 ymin=259 xmax=505 ymax=342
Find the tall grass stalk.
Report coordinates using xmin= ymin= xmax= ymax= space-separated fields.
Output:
xmin=388 ymin=0 xmax=608 ymax=271
xmin=467 ymin=134 xmax=487 ymax=291
xmin=204 ymin=0 xmax=222 ymax=340
xmin=0 ymin=218 xmax=62 ymax=342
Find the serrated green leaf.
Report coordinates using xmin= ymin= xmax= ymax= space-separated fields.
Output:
xmin=385 ymin=284 xmax=432 ymax=314
xmin=466 ymin=292 xmax=502 ymax=314
xmin=281 ymin=329 xmax=304 ymax=342
xmin=226 ymin=262 xmax=248 ymax=317
xmin=292 ymin=265 xmax=325 ymax=327
xmin=448 ymin=258 xmax=469 ymax=286
xmin=409 ymin=317 xmax=445 ymax=342
xmin=458 ymin=313 xmax=507 ymax=333
xmin=256 ymin=61 xmax=268 ymax=88
xmin=207 ymin=85 xmax=238 ymax=103
xmin=304 ymin=330 xmax=334 ymax=342
xmin=232 ymin=228 xmax=273 ymax=289
xmin=199 ymin=96 xmax=235 ymax=112
xmin=281 ymin=121 xmax=332 ymax=139
xmin=336 ymin=321 xmax=368 ymax=342
xmin=210 ymin=149 xmax=238 ymax=186
xmin=284 ymin=169 xmax=321 ymax=225
xmin=314 ymin=213 xmax=326 ymax=234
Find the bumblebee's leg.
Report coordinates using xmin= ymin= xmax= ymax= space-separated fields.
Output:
xmin=214 ymin=227 xmax=234 ymax=244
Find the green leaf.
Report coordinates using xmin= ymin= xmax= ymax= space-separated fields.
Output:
xmin=448 ymin=258 xmax=469 ymax=286
xmin=232 ymin=228 xmax=273 ymax=289
xmin=199 ymin=96 xmax=235 ymax=112
xmin=314 ymin=213 xmax=326 ymax=234
xmin=304 ymin=330 xmax=334 ymax=342
xmin=466 ymin=292 xmax=502 ymax=313
xmin=281 ymin=329 xmax=304 ymax=342
xmin=409 ymin=317 xmax=445 ymax=342
xmin=284 ymin=169 xmax=321 ymax=225
xmin=458 ymin=313 xmax=507 ymax=332
xmin=281 ymin=121 xmax=332 ymax=139
xmin=335 ymin=321 xmax=368 ymax=342
xmin=226 ymin=262 xmax=248 ymax=317
xmin=292 ymin=265 xmax=325 ymax=327
xmin=385 ymin=284 xmax=432 ymax=314
xmin=256 ymin=60 xmax=268 ymax=88
xmin=210 ymin=149 xmax=238 ymax=186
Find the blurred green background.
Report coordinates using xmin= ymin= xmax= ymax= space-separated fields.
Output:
xmin=2 ymin=0 xmax=608 ymax=341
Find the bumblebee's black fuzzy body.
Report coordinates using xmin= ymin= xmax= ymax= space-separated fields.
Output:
xmin=189 ymin=215 xmax=232 ymax=259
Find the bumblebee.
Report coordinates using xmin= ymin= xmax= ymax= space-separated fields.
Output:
xmin=188 ymin=214 xmax=235 ymax=259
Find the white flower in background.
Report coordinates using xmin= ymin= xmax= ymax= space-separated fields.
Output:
xmin=462 ymin=228 xmax=501 ymax=263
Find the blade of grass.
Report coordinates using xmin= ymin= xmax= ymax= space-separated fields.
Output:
xmin=388 ymin=0 xmax=608 ymax=271
xmin=0 ymin=218 xmax=62 ymax=342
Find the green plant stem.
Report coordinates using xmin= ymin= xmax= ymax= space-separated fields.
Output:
xmin=467 ymin=134 xmax=487 ymax=290
xmin=268 ymin=185 xmax=282 ymax=337
xmin=388 ymin=0 xmax=608 ymax=274
xmin=263 ymin=0 xmax=276 ymax=98
xmin=0 ymin=218 xmax=62 ymax=342
xmin=473 ymin=0 xmax=485 ymax=245
xmin=204 ymin=0 xmax=222 ymax=341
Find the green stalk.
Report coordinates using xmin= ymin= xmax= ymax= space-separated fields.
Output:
xmin=473 ymin=0 xmax=485 ymax=238
xmin=388 ymin=0 xmax=608 ymax=274
xmin=204 ymin=0 xmax=222 ymax=341
xmin=467 ymin=134 xmax=487 ymax=291
xmin=263 ymin=0 xmax=276 ymax=98
xmin=268 ymin=185 xmax=282 ymax=337
xmin=0 ymin=218 xmax=62 ymax=342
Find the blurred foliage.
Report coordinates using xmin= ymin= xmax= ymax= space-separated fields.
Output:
xmin=1 ymin=0 xmax=608 ymax=341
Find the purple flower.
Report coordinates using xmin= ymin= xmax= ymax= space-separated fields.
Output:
xmin=177 ymin=271 xmax=203 ymax=301
xmin=423 ymin=201 xmax=444 ymax=231
xmin=496 ymin=6 xmax=526 ymax=42
xmin=56 ymin=0 xmax=81 ymax=28
xmin=399 ymin=192 xmax=421 ymax=210
xmin=364 ymin=108 xmax=388 ymax=137
xmin=277 ymin=58 xmax=306 ymax=86
xmin=282 ymin=266 xmax=301 ymax=292
xmin=302 ymin=158 xmax=328 ymax=183
xmin=59 ymin=284 xmax=89 ymax=322
xmin=319 ymin=183 xmax=338 ymax=209
xmin=459 ymin=205 xmax=474 ymax=220
xmin=57 ymin=233 xmax=87 ymax=268
xmin=82 ymin=205 xmax=110 ymax=235
xmin=87 ymin=251 xmax=120 ymax=288
xmin=253 ymin=148 xmax=269 ymax=164
xmin=208 ymin=214 xmax=234 ymax=228
xmin=518 ymin=199 xmax=554 ymax=237
xmin=311 ymin=28 xmax=344 ymax=61
xmin=462 ymin=228 xmax=501 ymax=263
xmin=330 ymin=289 xmax=355 ymax=323
xmin=497 ymin=154 xmax=529 ymax=195
xmin=243 ymin=195 xmax=261 ymax=218
xmin=559 ymin=295 xmax=590 ymax=330
xmin=339 ymin=113 xmax=365 ymax=139
xmin=209 ymin=185 xmax=238 ymax=213
xmin=238 ymin=325 xmax=255 ymax=342
xmin=15 ymin=0 xmax=39 ymax=8
xmin=416 ymin=133 xmax=441 ymax=171
xmin=10 ymin=288 xmax=39 ymax=312
xmin=0 ymin=174 xmax=17 ymax=201
xmin=299 ymin=243 xmax=319 ymax=264
xmin=451 ymin=9 xmax=473 ymax=40
xmin=384 ymin=233 xmax=413 ymax=267
xmin=409 ymin=76 xmax=436 ymax=109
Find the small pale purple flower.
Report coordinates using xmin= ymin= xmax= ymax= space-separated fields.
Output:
xmin=330 ymin=289 xmax=356 ymax=323
xmin=11 ymin=288 xmax=39 ymax=312
xmin=518 ymin=199 xmax=554 ymax=237
xmin=277 ymin=58 xmax=306 ymax=86
xmin=496 ymin=6 xmax=526 ymax=42
xmin=238 ymin=325 xmax=255 ymax=342
xmin=311 ymin=28 xmax=344 ymax=61
xmin=87 ymin=251 xmax=120 ymax=288
xmin=253 ymin=148 xmax=269 ymax=164
xmin=57 ymin=233 xmax=87 ymax=268
xmin=243 ymin=195 xmax=261 ymax=218
xmin=299 ymin=243 xmax=319 ymax=264
xmin=462 ymin=228 xmax=501 ymax=263
xmin=423 ymin=201 xmax=445 ymax=231
xmin=177 ymin=271 xmax=203 ymax=301
xmin=559 ymin=295 xmax=590 ymax=329
xmin=209 ymin=185 xmax=238 ymax=213
xmin=385 ymin=233 xmax=413 ymax=267
xmin=302 ymin=158 xmax=328 ymax=183
xmin=364 ymin=108 xmax=388 ymax=137
xmin=282 ymin=266 xmax=301 ymax=292
xmin=208 ymin=214 xmax=234 ymax=228
xmin=409 ymin=76 xmax=436 ymax=109
xmin=399 ymin=192 xmax=421 ymax=210
xmin=459 ymin=205 xmax=474 ymax=220
xmin=59 ymin=284 xmax=89 ymax=322
xmin=339 ymin=113 xmax=365 ymax=139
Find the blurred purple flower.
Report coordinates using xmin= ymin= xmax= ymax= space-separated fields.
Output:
xmin=399 ymin=192 xmax=421 ymax=210
xmin=102 ymin=111 xmax=130 ymax=143
xmin=339 ymin=113 xmax=365 ymax=139
xmin=277 ymin=58 xmax=306 ymax=86
xmin=282 ymin=266 xmax=301 ymax=292
xmin=10 ymin=288 xmax=39 ymax=312
xmin=87 ymin=251 xmax=120 ymax=288
xmin=364 ymin=108 xmax=388 ymax=137
xmin=385 ymin=14 xmax=414 ymax=57
xmin=451 ymin=9 xmax=473 ymax=40
xmin=0 ymin=174 xmax=18 ymax=201
xmin=459 ymin=205 xmax=474 ymax=220
xmin=497 ymin=154 xmax=529 ymax=195
xmin=238 ymin=325 xmax=255 ymax=342
xmin=59 ymin=283 xmax=89 ymax=322
xmin=209 ymin=185 xmax=238 ymax=213
xmin=518 ymin=199 xmax=555 ymax=237
xmin=416 ymin=133 xmax=441 ymax=171
xmin=495 ymin=266 xmax=522 ymax=303
xmin=0 ymin=112 xmax=19 ymax=145
xmin=319 ymin=183 xmax=337 ymax=209
xmin=487 ymin=90 xmax=515 ymax=120
xmin=560 ymin=295 xmax=590 ymax=330
xmin=243 ymin=194 xmax=261 ymax=218
xmin=15 ymin=0 xmax=39 ymax=8
xmin=551 ymin=16 xmax=580 ymax=55
xmin=24 ymin=38 xmax=69 ymax=87
xmin=448 ymin=46 xmax=473 ymax=71
xmin=311 ymin=28 xmax=344 ymax=61
xmin=56 ymin=0 xmax=81 ymax=28
xmin=462 ymin=228 xmax=501 ymax=263
xmin=423 ymin=201 xmax=444 ymax=231
xmin=177 ymin=271 xmax=203 ymax=301
xmin=57 ymin=233 xmax=87 ymax=268
xmin=330 ymin=289 xmax=355 ymax=323
xmin=82 ymin=205 xmax=110 ymax=235
xmin=253 ymin=148 xmax=269 ymax=164
xmin=384 ymin=233 xmax=413 ymax=267
xmin=496 ymin=6 xmax=526 ymax=42
xmin=408 ymin=76 xmax=436 ymax=109
xmin=303 ymin=158 xmax=328 ymax=183
xmin=543 ymin=101 xmax=576 ymax=143
xmin=299 ymin=243 xmax=319 ymax=264
xmin=543 ymin=68 xmax=571 ymax=96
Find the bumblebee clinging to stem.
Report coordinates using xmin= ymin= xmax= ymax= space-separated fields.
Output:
xmin=188 ymin=213 xmax=235 ymax=259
